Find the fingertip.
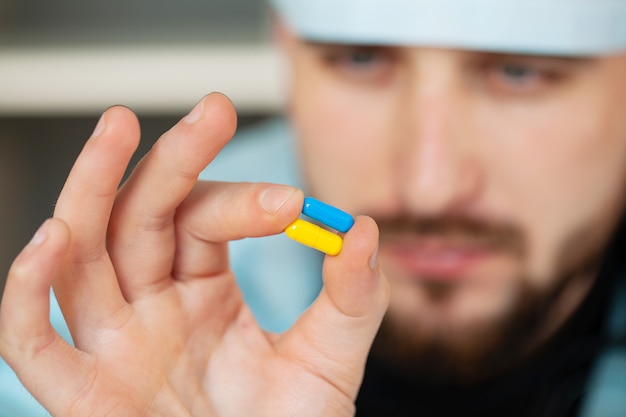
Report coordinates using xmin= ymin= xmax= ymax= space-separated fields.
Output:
xmin=101 ymin=105 xmax=140 ymax=129
xmin=5 ymin=218 xmax=70 ymax=297
xmin=162 ymin=93 xmax=238 ymax=173
xmin=88 ymin=105 xmax=141 ymax=156
xmin=334 ymin=216 xmax=380 ymax=269
xmin=198 ymin=92 xmax=238 ymax=139
xmin=322 ymin=216 xmax=387 ymax=318
xmin=260 ymin=185 xmax=304 ymax=218
xmin=205 ymin=91 xmax=237 ymax=113
xmin=106 ymin=104 xmax=141 ymax=136
xmin=247 ymin=183 xmax=304 ymax=235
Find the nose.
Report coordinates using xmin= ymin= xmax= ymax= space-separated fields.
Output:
xmin=397 ymin=72 xmax=483 ymax=216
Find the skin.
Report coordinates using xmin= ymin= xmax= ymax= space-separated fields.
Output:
xmin=278 ymin=26 xmax=626 ymax=380
xmin=1 ymin=21 xmax=625 ymax=417
xmin=0 ymin=94 xmax=389 ymax=416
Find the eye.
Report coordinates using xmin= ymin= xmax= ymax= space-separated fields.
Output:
xmin=485 ymin=62 xmax=548 ymax=94
xmin=499 ymin=64 xmax=539 ymax=84
xmin=321 ymin=46 xmax=396 ymax=84
xmin=344 ymin=49 xmax=383 ymax=68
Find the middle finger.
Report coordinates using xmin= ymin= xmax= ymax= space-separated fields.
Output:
xmin=107 ymin=93 xmax=237 ymax=302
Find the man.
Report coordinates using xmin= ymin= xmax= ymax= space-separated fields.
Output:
xmin=1 ymin=1 xmax=625 ymax=416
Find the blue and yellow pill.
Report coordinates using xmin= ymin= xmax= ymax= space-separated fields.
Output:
xmin=302 ymin=197 xmax=355 ymax=233
xmin=285 ymin=218 xmax=343 ymax=256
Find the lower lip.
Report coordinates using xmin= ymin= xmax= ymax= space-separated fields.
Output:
xmin=383 ymin=243 xmax=496 ymax=280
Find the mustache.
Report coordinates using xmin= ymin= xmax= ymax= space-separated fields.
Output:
xmin=375 ymin=213 xmax=527 ymax=257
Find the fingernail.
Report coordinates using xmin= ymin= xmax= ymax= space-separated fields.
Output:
xmin=260 ymin=187 xmax=296 ymax=214
xmin=369 ymin=243 xmax=379 ymax=270
xmin=184 ymin=98 xmax=204 ymax=124
xmin=92 ymin=113 xmax=106 ymax=137
xmin=29 ymin=220 xmax=50 ymax=247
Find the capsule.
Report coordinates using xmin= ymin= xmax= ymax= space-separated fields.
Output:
xmin=302 ymin=197 xmax=354 ymax=233
xmin=285 ymin=219 xmax=343 ymax=256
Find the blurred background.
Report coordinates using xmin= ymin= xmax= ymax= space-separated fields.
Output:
xmin=0 ymin=0 xmax=284 ymax=293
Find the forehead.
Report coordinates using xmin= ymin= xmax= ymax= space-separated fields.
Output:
xmin=271 ymin=0 xmax=626 ymax=57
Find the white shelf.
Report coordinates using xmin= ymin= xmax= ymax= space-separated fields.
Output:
xmin=0 ymin=44 xmax=286 ymax=116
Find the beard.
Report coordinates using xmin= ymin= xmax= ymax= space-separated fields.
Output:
xmin=369 ymin=212 xmax=604 ymax=384
xmin=371 ymin=278 xmax=556 ymax=383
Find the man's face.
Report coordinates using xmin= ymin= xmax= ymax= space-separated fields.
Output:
xmin=278 ymin=28 xmax=626 ymax=380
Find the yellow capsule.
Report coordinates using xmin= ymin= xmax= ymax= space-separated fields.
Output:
xmin=285 ymin=218 xmax=343 ymax=256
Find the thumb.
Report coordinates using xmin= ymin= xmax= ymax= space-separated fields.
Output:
xmin=278 ymin=216 xmax=390 ymax=399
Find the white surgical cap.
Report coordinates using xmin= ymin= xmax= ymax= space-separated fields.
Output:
xmin=270 ymin=0 xmax=626 ymax=56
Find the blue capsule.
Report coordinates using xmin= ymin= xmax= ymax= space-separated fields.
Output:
xmin=302 ymin=197 xmax=354 ymax=233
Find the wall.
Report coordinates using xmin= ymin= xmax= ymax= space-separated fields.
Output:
xmin=0 ymin=0 xmax=282 ymax=293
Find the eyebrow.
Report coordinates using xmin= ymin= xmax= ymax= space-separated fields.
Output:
xmin=304 ymin=41 xmax=595 ymax=60
xmin=475 ymin=52 xmax=594 ymax=65
xmin=303 ymin=40 xmax=399 ymax=50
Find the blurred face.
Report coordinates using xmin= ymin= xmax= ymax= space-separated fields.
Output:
xmin=278 ymin=27 xmax=626 ymax=380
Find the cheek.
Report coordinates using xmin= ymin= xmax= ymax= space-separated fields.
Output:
xmin=482 ymin=93 xmax=626 ymax=284
xmin=290 ymin=76 xmax=400 ymax=210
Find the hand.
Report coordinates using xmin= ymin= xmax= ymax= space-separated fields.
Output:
xmin=0 ymin=93 xmax=390 ymax=417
